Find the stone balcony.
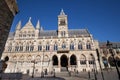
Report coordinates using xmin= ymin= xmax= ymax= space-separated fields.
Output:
xmin=57 ymin=48 xmax=69 ymax=53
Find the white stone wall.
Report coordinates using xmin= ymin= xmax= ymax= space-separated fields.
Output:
xmin=1 ymin=35 xmax=102 ymax=74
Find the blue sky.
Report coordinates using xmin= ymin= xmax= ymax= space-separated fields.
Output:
xmin=11 ymin=0 xmax=120 ymax=42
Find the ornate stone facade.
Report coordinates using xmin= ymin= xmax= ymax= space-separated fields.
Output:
xmin=1 ymin=10 xmax=103 ymax=75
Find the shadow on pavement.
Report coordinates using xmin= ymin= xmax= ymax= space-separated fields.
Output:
xmin=29 ymin=76 xmax=65 ymax=80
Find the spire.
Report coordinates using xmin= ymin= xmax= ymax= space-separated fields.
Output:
xmin=40 ymin=26 xmax=43 ymax=31
xmin=22 ymin=17 xmax=35 ymax=30
xmin=28 ymin=17 xmax=32 ymax=22
xmin=60 ymin=9 xmax=65 ymax=15
xmin=36 ymin=20 xmax=40 ymax=29
xmin=16 ymin=20 xmax=21 ymax=30
xmin=26 ymin=17 xmax=33 ymax=26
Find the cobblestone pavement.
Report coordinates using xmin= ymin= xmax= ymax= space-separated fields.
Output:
xmin=1 ymin=68 xmax=120 ymax=80
xmin=26 ymin=68 xmax=120 ymax=80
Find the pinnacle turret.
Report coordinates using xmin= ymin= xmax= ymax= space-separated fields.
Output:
xmin=36 ymin=20 xmax=40 ymax=29
xmin=40 ymin=26 xmax=43 ymax=31
xmin=16 ymin=20 xmax=21 ymax=30
xmin=28 ymin=17 xmax=32 ymax=22
xmin=60 ymin=9 xmax=65 ymax=15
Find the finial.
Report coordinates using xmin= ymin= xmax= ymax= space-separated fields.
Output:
xmin=36 ymin=20 xmax=40 ymax=29
xmin=60 ymin=8 xmax=65 ymax=15
xmin=29 ymin=17 xmax=32 ymax=22
xmin=16 ymin=20 xmax=21 ymax=30
xmin=40 ymin=26 xmax=43 ymax=31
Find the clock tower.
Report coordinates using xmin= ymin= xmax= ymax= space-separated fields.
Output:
xmin=58 ymin=9 xmax=68 ymax=37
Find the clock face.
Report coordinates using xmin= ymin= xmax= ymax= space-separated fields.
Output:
xmin=59 ymin=19 xmax=66 ymax=25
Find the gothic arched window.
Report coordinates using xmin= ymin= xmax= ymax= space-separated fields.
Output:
xmin=15 ymin=46 xmax=19 ymax=52
xmin=7 ymin=43 xmax=12 ymax=52
xmin=23 ymin=34 xmax=26 ymax=37
xmin=26 ymin=44 xmax=29 ymax=51
xmin=38 ymin=44 xmax=42 ymax=51
xmin=46 ymin=43 xmax=50 ymax=51
xmin=80 ymin=54 xmax=86 ymax=65
xmin=54 ymin=43 xmax=58 ymax=51
xmin=70 ymin=42 xmax=74 ymax=50
xmin=86 ymin=43 xmax=91 ymax=50
xmin=19 ymin=46 xmax=23 ymax=51
xmin=30 ymin=45 xmax=34 ymax=51
xmin=61 ymin=31 xmax=66 ymax=37
xmin=8 ymin=46 xmax=12 ymax=52
xmin=78 ymin=42 xmax=83 ymax=50
xmin=88 ymin=54 xmax=95 ymax=64
xmin=62 ymin=42 xmax=66 ymax=49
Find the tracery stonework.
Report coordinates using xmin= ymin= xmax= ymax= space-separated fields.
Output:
xmin=1 ymin=10 xmax=103 ymax=75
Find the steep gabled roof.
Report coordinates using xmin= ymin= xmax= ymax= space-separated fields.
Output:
xmin=68 ymin=29 xmax=90 ymax=37
xmin=39 ymin=30 xmax=57 ymax=38
xmin=21 ymin=17 xmax=35 ymax=31
xmin=39 ymin=29 xmax=90 ymax=38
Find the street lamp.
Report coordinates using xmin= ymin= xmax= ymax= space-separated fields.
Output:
xmin=41 ymin=49 xmax=45 ymax=78
xmin=96 ymin=49 xmax=105 ymax=80
xmin=31 ymin=60 xmax=35 ymax=78
xmin=106 ymin=40 xmax=120 ymax=80
xmin=92 ymin=57 xmax=97 ymax=80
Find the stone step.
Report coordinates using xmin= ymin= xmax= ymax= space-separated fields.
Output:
xmin=61 ymin=67 xmax=68 ymax=71
xmin=56 ymin=71 xmax=69 ymax=77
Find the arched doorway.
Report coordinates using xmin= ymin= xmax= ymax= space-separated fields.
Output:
xmin=4 ymin=56 xmax=9 ymax=62
xmin=60 ymin=55 xmax=68 ymax=67
xmin=70 ymin=55 xmax=77 ymax=65
xmin=52 ymin=55 xmax=58 ymax=65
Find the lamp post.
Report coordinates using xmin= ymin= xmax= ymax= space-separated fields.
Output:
xmin=106 ymin=40 xmax=120 ymax=80
xmin=41 ymin=49 xmax=45 ymax=78
xmin=96 ymin=49 xmax=105 ymax=80
xmin=31 ymin=60 xmax=35 ymax=78
xmin=93 ymin=58 xmax=97 ymax=80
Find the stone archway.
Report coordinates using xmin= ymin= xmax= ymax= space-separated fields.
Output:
xmin=60 ymin=55 xmax=68 ymax=67
xmin=4 ymin=56 xmax=9 ymax=62
xmin=70 ymin=54 xmax=77 ymax=65
xmin=52 ymin=55 xmax=58 ymax=65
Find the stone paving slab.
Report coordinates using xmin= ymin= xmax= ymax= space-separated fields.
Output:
xmin=0 ymin=68 xmax=120 ymax=80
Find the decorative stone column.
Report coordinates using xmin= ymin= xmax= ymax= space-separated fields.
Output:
xmin=77 ymin=60 xmax=80 ymax=67
xmin=68 ymin=57 xmax=70 ymax=67
xmin=58 ymin=56 xmax=61 ymax=68
xmin=49 ymin=58 xmax=53 ymax=72
xmin=86 ymin=60 xmax=90 ymax=71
